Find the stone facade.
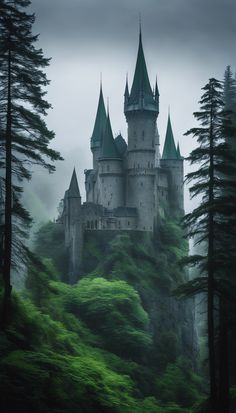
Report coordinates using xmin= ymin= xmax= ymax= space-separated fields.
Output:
xmin=59 ymin=30 xmax=184 ymax=281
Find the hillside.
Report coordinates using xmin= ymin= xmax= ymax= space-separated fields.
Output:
xmin=0 ymin=215 xmax=205 ymax=413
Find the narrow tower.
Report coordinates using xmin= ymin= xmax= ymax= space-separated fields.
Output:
xmin=124 ymin=28 xmax=159 ymax=231
xmin=160 ymin=115 xmax=184 ymax=211
xmin=90 ymin=84 xmax=107 ymax=170
xmin=63 ymin=169 xmax=83 ymax=283
xmin=98 ymin=113 xmax=124 ymax=209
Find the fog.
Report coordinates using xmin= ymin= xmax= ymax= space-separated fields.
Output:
xmin=25 ymin=0 xmax=236 ymax=221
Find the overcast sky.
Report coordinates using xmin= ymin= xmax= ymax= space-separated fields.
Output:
xmin=24 ymin=0 xmax=236 ymax=221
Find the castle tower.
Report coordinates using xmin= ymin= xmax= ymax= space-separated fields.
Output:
xmin=63 ymin=169 xmax=83 ymax=283
xmin=90 ymin=84 xmax=107 ymax=170
xmin=124 ymin=29 xmax=159 ymax=231
xmin=160 ymin=115 xmax=184 ymax=211
xmin=98 ymin=113 xmax=124 ymax=209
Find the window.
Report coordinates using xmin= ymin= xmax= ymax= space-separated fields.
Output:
xmin=95 ymin=220 xmax=98 ymax=229
xmin=107 ymin=165 xmax=110 ymax=172
xmin=142 ymin=130 xmax=145 ymax=140
xmin=87 ymin=221 xmax=90 ymax=229
xmin=128 ymin=221 xmax=130 ymax=226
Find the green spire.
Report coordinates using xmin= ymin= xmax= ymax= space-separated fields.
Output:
xmin=115 ymin=133 xmax=127 ymax=157
xmin=91 ymin=84 xmax=107 ymax=149
xmin=124 ymin=74 xmax=129 ymax=98
xmin=176 ymin=142 xmax=182 ymax=159
xmin=162 ymin=114 xmax=178 ymax=160
xmin=100 ymin=113 xmax=120 ymax=159
xmin=130 ymin=30 xmax=153 ymax=102
xmin=125 ymin=29 xmax=158 ymax=113
xmin=68 ymin=168 xmax=80 ymax=197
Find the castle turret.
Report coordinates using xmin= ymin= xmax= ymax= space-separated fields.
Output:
xmin=90 ymin=84 xmax=107 ymax=170
xmin=63 ymin=169 xmax=83 ymax=283
xmin=160 ymin=115 xmax=184 ymax=211
xmin=98 ymin=113 xmax=124 ymax=209
xmin=124 ymin=28 xmax=159 ymax=231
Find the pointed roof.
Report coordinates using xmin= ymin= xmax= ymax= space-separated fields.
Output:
xmin=124 ymin=76 xmax=129 ymax=98
xmin=91 ymin=85 xmax=107 ymax=149
xmin=162 ymin=115 xmax=178 ymax=160
xmin=68 ymin=168 xmax=81 ymax=197
xmin=115 ymin=133 xmax=127 ymax=157
xmin=129 ymin=30 xmax=153 ymax=101
xmin=100 ymin=114 xmax=120 ymax=159
xmin=124 ymin=29 xmax=158 ymax=113
xmin=176 ymin=142 xmax=182 ymax=159
xmin=155 ymin=77 xmax=159 ymax=99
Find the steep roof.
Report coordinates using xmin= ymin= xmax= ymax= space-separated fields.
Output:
xmin=176 ymin=142 xmax=183 ymax=159
xmin=100 ymin=114 xmax=120 ymax=159
xmin=129 ymin=31 xmax=153 ymax=102
xmin=124 ymin=30 xmax=159 ymax=113
xmin=115 ymin=134 xmax=127 ymax=157
xmin=68 ymin=168 xmax=81 ymax=197
xmin=162 ymin=115 xmax=178 ymax=160
xmin=91 ymin=85 xmax=107 ymax=149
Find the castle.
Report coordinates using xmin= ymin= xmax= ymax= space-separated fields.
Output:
xmin=60 ymin=30 xmax=184 ymax=282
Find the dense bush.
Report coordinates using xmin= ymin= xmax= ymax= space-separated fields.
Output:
xmin=0 ymin=216 xmax=203 ymax=412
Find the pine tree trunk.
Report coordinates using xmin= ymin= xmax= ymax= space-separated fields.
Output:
xmin=207 ymin=92 xmax=218 ymax=412
xmin=218 ymin=296 xmax=229 ymax=413
xmin=1 ymin=47 xmax=12 ymax=328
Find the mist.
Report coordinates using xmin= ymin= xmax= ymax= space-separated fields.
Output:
xmin=25 ymin=0 xmax=236 ymax=221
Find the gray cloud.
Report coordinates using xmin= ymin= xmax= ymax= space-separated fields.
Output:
xmin=26 ymin=0 xmax=236 ymax=219
xmin=32 ymin=0 xmax=236 ymax=53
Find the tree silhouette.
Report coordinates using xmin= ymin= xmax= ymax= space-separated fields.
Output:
xmin=177 ymin=78 xmax=236 ymax=412
xmin=0 ymin=0 xmax=62 ymax=327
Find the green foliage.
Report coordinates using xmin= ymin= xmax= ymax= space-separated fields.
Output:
xmin=33 ymin=221 xmax=68 ymax=278
xmin=0 ymin=293 xmax=137 ymax=413
xmin=156 ymin=364 xmax=203 ymax=408
xmin=0 ymin=212 xmax=204 ymax=412
xmin=65 ymin=277 xmax=152 ymax=359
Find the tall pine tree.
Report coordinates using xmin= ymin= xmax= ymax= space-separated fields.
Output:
xmin=177 ymin=78 xmax=236 ymax=413
xmin=0 ymin=0 xmax=62 ymax=326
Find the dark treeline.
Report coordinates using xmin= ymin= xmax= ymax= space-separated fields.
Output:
xmin=0 ymin=1 xmax=236 ymax=413
xmin=176 ymin=71 xmax=236 ymax=413
xmin=0 ymin=0 xmax=62 ymax=327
